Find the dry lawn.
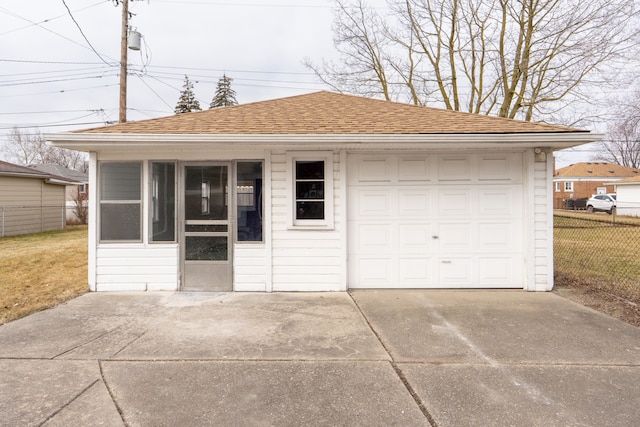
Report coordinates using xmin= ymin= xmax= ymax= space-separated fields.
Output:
xmin=553 ymin=212 xmax=640 ymax=327
xmin=0 ymin=226 xmax=88 ymax=325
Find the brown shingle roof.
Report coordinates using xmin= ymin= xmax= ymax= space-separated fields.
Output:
xmin=611 ymin=175 xmax=640 ymax=184
xmin=555 ymin=162 xmax=640 ymax=178
xmin=78 ymin=91 xmax=582 ymax=135
xmin=0 ymin=160 xmax=49 ymax=177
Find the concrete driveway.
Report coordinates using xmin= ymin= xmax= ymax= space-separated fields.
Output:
xmin=0 ymin=290 xmax=638 ymax=426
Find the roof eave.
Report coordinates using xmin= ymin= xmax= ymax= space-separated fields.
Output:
xmin=45 ymin=132 xmax=602 ymax=152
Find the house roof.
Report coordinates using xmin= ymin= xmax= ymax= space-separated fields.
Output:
xmin=29 ymin=164 xmax=87 ymax=182
xmin=0 ymin=160 xmax=50 ymax=178
xmin=554 ymin=162 xmax=640 ymax=178
xmin=0 ymin=160 xmax=78 ymax=184
xmin=607 ymin=175 xmax=640 ymax=185
xmin=78 ymin=91 xmax=582 ymax=135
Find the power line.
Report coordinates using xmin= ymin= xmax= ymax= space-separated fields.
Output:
xmin=0 ymin=1 xmax=107 ymax=37
xmin=60 ymin=0 xmax=114 ymax=66
xmin=0 ymin=6 xmax=118 ymax=64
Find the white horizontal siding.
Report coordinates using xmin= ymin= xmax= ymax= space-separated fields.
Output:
xmin=269 ymin=150 xmax=344 ymax=291
xmin=233 ymin=244 xmax=267 ymax=291
xmin=617 ymin=186 xmax=640 ymax=217
xmin=95 ymin=244 xmax=178 ymax=291
xmin=531 ymin=153 xmax=553 ymax=291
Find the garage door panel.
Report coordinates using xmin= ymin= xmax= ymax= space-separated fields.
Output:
xmin=438 ymin=223 xmax=472 ymax=251
xmin=478 ymin=154 xmax=521 ymax=182
xmin=398 ymin=223 xmax=433 ymax=252
xmin=438 ymin=156 xmax=472 ymax=181
xmin=398 ymin=157 xmax=432 ymax=181
xmin=356 ymin=190 xmax=393 ymax=218
xmin=352 ymin=156 xmax=394 ymax=183
xmin=477 ymin=222 xmax=520 ymax=252
xmin=399 ymin=257 xmax=434 ymax=285
xmin=353 ymin=223 xmax=393 ymax=252
xmin=438 ymin=257 xmax=472 ymax=284
xmin=357 ymin=258 xmax=394 ymax=287
xmin=398 ymin=189 xmax=433 ymax=217
xmin=477 ymin=256 xmax=522 ymax=286
xmin=438 ymin=189 xmax=472 ymax=216
xmin=477 ymin=186 xmax=521 ymax=216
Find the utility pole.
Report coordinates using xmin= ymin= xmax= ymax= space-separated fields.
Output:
xmin=118 ymin=0 xmax=129 ymax=123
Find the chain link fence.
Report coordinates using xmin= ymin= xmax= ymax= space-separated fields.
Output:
xmin=554 ymin=211 xmax=640 ymax=304
xmin=1 ymin=205 xmax=67 ymax=238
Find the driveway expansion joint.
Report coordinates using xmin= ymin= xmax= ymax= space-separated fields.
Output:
xmin=37 ymin=379 xmax=100 ymax=427
xmin=99 ymin=360 xmax=129 ymax=427
xmin=347 ymin=291 xmax=438 ymax=427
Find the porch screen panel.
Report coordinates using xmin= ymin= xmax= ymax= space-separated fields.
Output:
xmin=99 ymin=162 xmax=142 ymax=242
xmin=236 ymin=161 xmax=263 ymax=242
xmin=151 ymin=162 xmax=176 ymax=242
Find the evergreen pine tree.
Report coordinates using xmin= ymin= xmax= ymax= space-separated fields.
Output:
xmin=175 ymin=75 xmax=202 ymax=114
xmin=209 ymin=74 xmax=238 ymax=109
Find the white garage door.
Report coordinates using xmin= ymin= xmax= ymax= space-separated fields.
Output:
xmin=347 ymin=153 xmax=524 ymax=289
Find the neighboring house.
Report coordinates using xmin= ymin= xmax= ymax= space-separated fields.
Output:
xmin=605 ymin=176 xmax=640 ymax=217
xmin=47 ymin=91 xmax=600 ymax=292
xmin=0 ymin=160 xmax=77 ymax=237
xmin=29 ymin=164 xmax=88 ymax=223
xmin=553 ymin=162 xmax=640 ymax=209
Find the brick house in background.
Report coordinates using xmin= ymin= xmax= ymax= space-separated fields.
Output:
xmin=553 ymin=162 xmax=640 ymax=209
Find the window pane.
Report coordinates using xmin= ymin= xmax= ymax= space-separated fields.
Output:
xmin=296 ymin=201 xmax=324 ymax=219
xmin=100 ymin=204 xmax=141 ymax=241
xmin=185 ymin=236 xmax=227 ymax=261
xmin=296 ymin=161 xmax=324 ymax=180
xmin=100 ymin=163 xmax=141 ymax=200
xmin=185 ymin=166 xmax=228 ymax=221
xmin=296 ymin=181 xmax=324 ymax=199
xmin=237 ymin=162 xmax=263 ymax=241
xmin=151 ymin=162 xmax=175 ymax=242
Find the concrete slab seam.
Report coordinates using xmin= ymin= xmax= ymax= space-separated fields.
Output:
xmin=347 ymin=291 xmax=438 ymax=427
xmin=98 ymin=360 xmax=128 ymax=427
xmin=111 ymin=329 xmax=150 ymax=359
xmin=35 ymin=378 xmax=100 ymax=427
xmin=51 ymin=325 xmax=127 ymax=359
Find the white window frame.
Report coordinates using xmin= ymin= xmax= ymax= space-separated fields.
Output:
xmin=98 ymin=161 xmax=143 ymax=243
xmin=555 ymin=182 xmax=561 ymax=192
xmin=564 ymin=181 xmax=574 ymax=192
xmin=286 ymin=151 xmax=334 ymax=229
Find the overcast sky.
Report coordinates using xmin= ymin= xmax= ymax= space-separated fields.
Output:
xmin=1 ymin=0 xmax=595 ymax=167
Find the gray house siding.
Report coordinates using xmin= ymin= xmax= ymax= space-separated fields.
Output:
xmin=0 ymin=176 xmax=66 ymax=237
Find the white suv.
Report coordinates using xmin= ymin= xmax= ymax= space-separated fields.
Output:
xmin=586 ymin=194 xmax=616 ymax=214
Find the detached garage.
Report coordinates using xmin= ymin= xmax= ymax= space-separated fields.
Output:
xmin=46 ymin=91 xmax=600 ymax=292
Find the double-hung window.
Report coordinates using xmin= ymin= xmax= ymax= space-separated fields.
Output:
xmin=287 ymin=152 xmax=334 ymax=229
xmin=99 ymin=162 xmax=142 ymax=242
xmin=564 ymin=181 xmax=574 ymax=192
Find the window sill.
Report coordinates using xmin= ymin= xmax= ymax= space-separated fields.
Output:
xmin=288 ymin=224 xmax=335 ymax=231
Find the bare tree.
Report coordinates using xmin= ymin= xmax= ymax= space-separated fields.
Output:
xmin=2 ymin=127 xmax=88 ymax=172
xmin=2 ymin=127 xmax=50 ymax=166
xmin=307 ymin=0 xmax=640 ymax=121
xmin=593 ymin=103 xmax=640 ymax=168
xmin=71 ymin=186 xmax=89 ymax=225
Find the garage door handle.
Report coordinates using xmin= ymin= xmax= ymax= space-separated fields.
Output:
xmin=442 ymin=260 xmax=452 ymax=264
xmin=432 ymin=235 xmax=439 ymax=239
